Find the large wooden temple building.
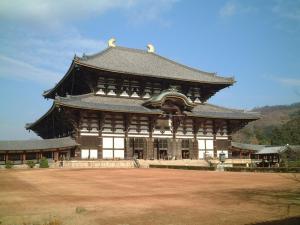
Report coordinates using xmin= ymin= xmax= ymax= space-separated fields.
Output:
xmin=0 ymin=39 xmax=260 ymax=164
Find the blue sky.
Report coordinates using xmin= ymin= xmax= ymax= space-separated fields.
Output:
xmin=0 ymin=0 xmax=299 ymax=140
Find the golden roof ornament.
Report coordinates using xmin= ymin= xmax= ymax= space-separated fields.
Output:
xmin=108 ymin=38 xmax=116 ymax=47
xmin=147 ymin=44 xmax=155 ymax=53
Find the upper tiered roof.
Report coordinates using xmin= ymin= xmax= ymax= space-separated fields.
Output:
xmin=75 ymin=46 xmax=234 ymax=84
xmin=43 ymin=44 xmax=235 ymax=98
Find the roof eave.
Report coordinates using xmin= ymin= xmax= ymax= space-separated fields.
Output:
xmin=43 ymin=61 xmax=76 ymax=99
xmin=74 ymin=61 xmax=235 ymax=85
xmin=186 ymin=113 xmax=260 ymax=120
xmin=25 ymin=103 xmax=57 ymax=130
xmin=56 ymin=101 xmax=163 ymax=115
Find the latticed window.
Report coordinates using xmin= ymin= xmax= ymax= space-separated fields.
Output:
xmin=158 ymin=139 xmax=168 ymax=149
xmin=8 ymin=154 xmax=21 ymax=161
xmin=26 ymin=153 xmax=36 ymax=160
xmin=0 ymin=154 xmax=5 ymax=161
xmin=135 ymin=138 xmax=144 ymax=149
xmin=42 ymin=151 xmax=52 ymax=159
xmin=130 ymin=138 xmax=144 ymax=149
xmin=181 ymin=139 xmax=189 ymax=149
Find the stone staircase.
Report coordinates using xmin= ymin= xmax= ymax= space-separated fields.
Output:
xmin=57 ymin=160 xmax=135 ymax=168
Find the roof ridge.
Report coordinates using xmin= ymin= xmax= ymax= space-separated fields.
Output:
xmin=77 ymin=47 xmax=113 ymax=61
xmin=0 ymin=136 xmax=74 ymax=143
xmin=152 ymin=52 xmax=230 ymax=79
xmin=79 ymin=46 xmax=148 ymax=60
xmin=204 ymin=103 xmax=261 ymax=115
xmin=204 ymin=103 xmax=244 ymax=112
xmin=232 ymin=142 xmax=266 ymax=147
xmin=80 ymin=46 xmax=234 ymax=81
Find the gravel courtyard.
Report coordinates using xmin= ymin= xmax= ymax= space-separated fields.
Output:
xmin=0 ymin=168 xmax=299 ymax=225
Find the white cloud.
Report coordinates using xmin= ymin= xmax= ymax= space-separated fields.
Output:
xmin=276 ymin=77 xmax=300 ymax=86
xmin=0 ymin=0 xmax=178 ymax=84
xmin=0 ymin=0 xmax=132 ymax=26
xmin=0 ymin=28 xmax=106 ymax=84
xmin=264 ymin=74 xmax=300 ymax=87
xmin=219 ymin=1 xmax=237 ymax=17
xmin=272 ymin=0 xmax=300 ymax=21
xmin=125 ymin=0 xmax=178 ymax=26
xmin=219 ymin=1 xmax=257 ymax=18
xmin=0 ymin=0 xmax=177 ymax=28
xmin=0 ymin=54 xmax=60 ymax=83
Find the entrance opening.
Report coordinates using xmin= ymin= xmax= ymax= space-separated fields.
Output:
xmin=130 ymin=138 xmax=145 ymax=159
xmin=59 ymin=151 xmax=69 ymax=160
xmin=181 ymin=139 xmax=190 ymax=159
xmin=155 ymin=139 xmax=168 ymax=160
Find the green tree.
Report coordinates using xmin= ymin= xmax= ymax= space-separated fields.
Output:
xmin=271 ymin=117 xmax=300 ymax=145
xmin=39 ymin=157 xmax=49 ymax=168
xmin=5 ymin=160 xmax=13 ymax=169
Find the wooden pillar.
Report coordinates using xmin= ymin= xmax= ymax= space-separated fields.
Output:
xmin=152 ymin=138 xmax=157 ymax=160
xmin=213 ymin=134 xmax=217 ymax=158
xmin=192 ymin=118 xmax=200 ymax=160
xmin=98 ymin=139 xmax=103 ymax=160
xmin=146 ymin=138 xmax=150 ymax=159
xmin=213 ymin=120 xmax=217 ymax=158
xmin=98 ymin=118 xmax=103 ymax=160
xmin=148 ymin=116 xmax=157 ymax=160
xmin=125 ymin=137 xmax=132 ymax=159
xmin=22 ymin=151 xmax=26 ymax=164
xmin=167 ymin=138 xmax=172 ymax=159
xmin=192 ymin=136 xmax=199 ymax=159
xmin=176 ymin=139 xmax=182 ymax=160
xmin=54 ymin=151 xmax=59 ymax=161
xmin=143 ymin=137 xmax=147 ymax=160
xmin=5 ymin=151 xmax=9 ymax=162
xmin=36 ymin=152 xmax=40 ymax=162
xmin=124 ymin=114 xmax=132 ymax=160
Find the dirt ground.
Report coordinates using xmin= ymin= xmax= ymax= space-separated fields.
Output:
xmin=0 ymin=168 xmax=299 ymax=225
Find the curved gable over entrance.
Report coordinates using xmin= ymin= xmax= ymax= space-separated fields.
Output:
xmin=143 ymin=89 xmax=195 ymax=112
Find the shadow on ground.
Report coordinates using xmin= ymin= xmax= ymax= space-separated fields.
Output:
xmin=245 ymin=216 xmax=300 ymax=225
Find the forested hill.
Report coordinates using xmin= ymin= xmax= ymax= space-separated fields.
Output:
xmin=232 ymin=102 xmax=300 ymax=145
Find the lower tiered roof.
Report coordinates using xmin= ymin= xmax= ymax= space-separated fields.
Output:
xmin=26 ymin=92 xmax=260 ymax=138
xmin=0 ymin=137 xmax=78 ymax=151
xmin=53 ymin=94 xmax=259 ymax=119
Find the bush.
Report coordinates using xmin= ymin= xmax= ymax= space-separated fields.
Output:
xmin=5 ymin=160 xmax=13 ymax=169
xmin=75 ymin=206 xmax=87 ymax=214
xmin=26 ymin=160 xmax=35 ymax=168
xmin=149 ymin=164 xmax=215 ymax=171
xmin=224 ymin=167 xmax=300 ymax=173
xmin=39 ymin=157 xmax=49 ymax=168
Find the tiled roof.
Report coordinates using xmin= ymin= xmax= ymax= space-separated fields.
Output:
xmin=256 ymin=145 xmax=300 ymax=154
xmin=191 ymin=104 xmax=260 ymax=120
xmin=256 ymin=146 xmax=284 ymax=154
xmin=231 ymin=143 xmax=300 ymax=154
xmin=56 ymin=94 xmax=162 ymax=114
xmin=0 ymin=137 xmax=78 ymax=151
xmin=75 ymin=46 xmax=234 ymax=84
xmin=55 ymin=94 xmax=259 ymax=120
xmin=231 ymin=142 xmax=266 ymax=151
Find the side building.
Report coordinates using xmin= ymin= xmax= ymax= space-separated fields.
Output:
xmin=0 ymin=40 xmax=260 ymax=164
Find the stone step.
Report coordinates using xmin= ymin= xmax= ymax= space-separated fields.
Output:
xmin=138 ymin=160 xmax=209 ymax=168
xmin=54 ymin=160 xmax=135 ymax=168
